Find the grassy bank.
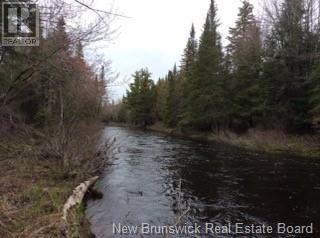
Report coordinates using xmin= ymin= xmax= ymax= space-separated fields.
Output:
xmin=0 ymin=122 xmax=106 ymax=237
xmin=148 ymin=122 xmax=320 ymax=158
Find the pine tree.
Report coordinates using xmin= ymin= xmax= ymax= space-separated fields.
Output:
xmin=227 ymin=0 xmax=262 ymax=130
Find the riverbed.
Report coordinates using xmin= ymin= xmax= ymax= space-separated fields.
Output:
xmin=86 ymin=126 xmax=320 ymax=237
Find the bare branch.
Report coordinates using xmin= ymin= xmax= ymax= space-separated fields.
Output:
xmin=73 ymin=0 xmax=131 ymax=18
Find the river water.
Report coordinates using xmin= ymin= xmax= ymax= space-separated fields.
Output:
xmin=86 ymin=126 xmax=320 ymax=237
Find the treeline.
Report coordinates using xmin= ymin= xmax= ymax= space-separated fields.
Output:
xmin=0 ymin=1 xmax=109 ymax=132
xmin=0 ymin=0 xmax=114 ymax=177
xmin=118 ymin=0 xmax=320 ymax=133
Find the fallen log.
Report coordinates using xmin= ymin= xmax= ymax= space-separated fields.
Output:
xmin=62 ymin=176 xmax=99 ymax=223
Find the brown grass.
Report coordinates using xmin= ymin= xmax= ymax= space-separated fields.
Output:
xmin=211 ymin=129 xmax=320 ymax=157
xmin=148 ymin=122 xmax=320 ymax=158
xmin=0 ymin=121 xmax=107 ymax=237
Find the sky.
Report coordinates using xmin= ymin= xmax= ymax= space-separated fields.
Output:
xmin=96 ymin=0 xmax=260 ymax=100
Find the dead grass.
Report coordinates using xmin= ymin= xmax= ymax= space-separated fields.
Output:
xmin=0 ymin=121 xmax=107 ymax=237
xmin=0 ymin=158 xmax=69 ymax=237
xmin=210 ymin=129 xmax=320 ymax=158
xmin=148 ymin=122 xmax=320 ymax=158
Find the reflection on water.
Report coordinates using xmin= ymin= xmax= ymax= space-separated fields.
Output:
xmin=86 ymin=126 xmax=320 ymax=237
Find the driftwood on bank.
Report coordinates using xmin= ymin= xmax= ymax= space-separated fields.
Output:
xmin=62 ymin=176 xmax=99 ymax=222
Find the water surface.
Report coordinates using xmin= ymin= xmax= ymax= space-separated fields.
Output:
xmin=86 ymin=126 xmax=320 ymax=237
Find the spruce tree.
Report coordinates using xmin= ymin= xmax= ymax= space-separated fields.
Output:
xmin=165 ymin=65 xmax=181 ymax=126
xmin=261 ymin=0 xmax=313 ymax=131
xmin=181 ymin=24 xmax=197 ymax=77
xmin=184 ymin=0 xmax=225 ymax=131
xmin=311 ymin=61 xmax=320 ymax=128
xmin=179 ymin=25 xmax=198 ymax=128
xmin=124 ymin=68 xmax=155 ymax=126
xmin=227 ymin=0 xmax=262 ymax=130
xmin=155 ymin=78 xmax=168 ymax=121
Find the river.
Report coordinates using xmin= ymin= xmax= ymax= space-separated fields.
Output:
xmin=86 ymin=126 xmax=320 ymax=237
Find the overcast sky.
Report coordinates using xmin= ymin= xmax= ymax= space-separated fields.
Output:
xmin=99 ymin=0 xmax=259 ymax=100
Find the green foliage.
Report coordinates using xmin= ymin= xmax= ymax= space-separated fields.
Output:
xmin=34 ymin=109 xmax=49 ymax=126
xmin=124 ymin=68 xmax=156 ymax=126
xmin=311 ymin=61 xmax=320 ymax=128
xmin=154 ymin=78 xmax=168 ymax=121
xmin=227 ymin=0 xmax=262 ymax=130
xmin=182 ymin=0 xmax=225 ymax=130
xmin=119 ymin=0 xmax=320 ymax=135
xmin=164 ymin=65 xmax=183 ymax=127
xmin=22 ymin=185 xmax=68 ymax=216
xmin=260 ymin=0 xmax=314 ymax=132
xmin=117 ymin=103 xmax=130 ymax=123
xmin=179 ymin=25 xmax=198 ymax=128
xmin=181 ymin=24 xmax=197 ymax=77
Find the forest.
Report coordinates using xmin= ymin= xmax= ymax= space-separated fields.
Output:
xmin=0 ymin=0 xmax=113 ymax=236
xmin=1 ymin=0 xmax=320 ymax=237
xmin=118 ymin=0 xmax=320 ymax=136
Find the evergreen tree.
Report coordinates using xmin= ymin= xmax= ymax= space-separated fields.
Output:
xmin=121 ymin=0 xmax=320 ymax=135
xmin=259 ymin=49 xmax=290 ymax=126
xmin=184 ymin=0 xmax=225 ymax=130
xmin=261 ymin=0 xmax=313 ymax=131
xmin=179 ymin=25 xmax=198 ymax=127
xmin=155 ymin=77 xmax=168 ymax=121
xmin=262 ymin=0 xmax=319 ymax=132
xmin=165 ymin=64 xmax=181 ymax=126
xmin=311 ymin=61 xmax=320 ymax=128
xmin=124 ymin=68 xmax=155 ymax=126
xmin=227 ymin=0 xmax=262 ymax=130
xmin=54 ymin=16 xmax=70 ymax=52
xmin=181 ymin=24 xmax=197 ymax=77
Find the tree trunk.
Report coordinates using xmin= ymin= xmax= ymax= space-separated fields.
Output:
xmin=59 ymin=82 xmax=64 ymax=133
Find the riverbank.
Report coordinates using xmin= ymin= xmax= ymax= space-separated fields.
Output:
xmin=0 ymin=122 xmax=105 ymax=237
xmin=147 ymin=122 xmax=320 ymax=158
